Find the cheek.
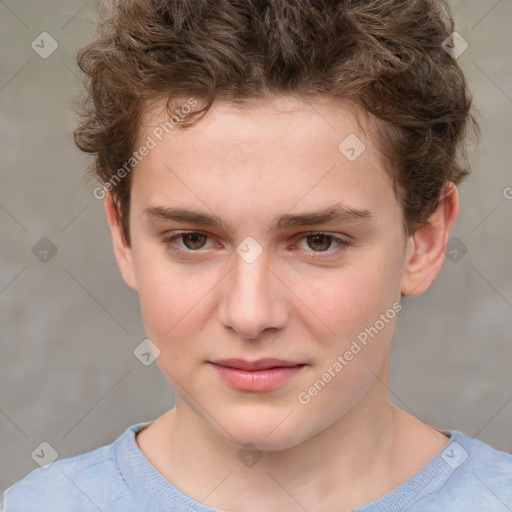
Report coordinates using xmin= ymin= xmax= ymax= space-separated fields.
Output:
xmin=136 ymin=265 xmax=215 ymax=387
xmin=134 ymin=250 xmax=214 ymax=345
xmin=294 ymin=274 xmax=398 ymax=428
xmin=289 ymin=243 xmax=402 ymax=406
xmin=290 ymin=254 xmax=400 ymax=341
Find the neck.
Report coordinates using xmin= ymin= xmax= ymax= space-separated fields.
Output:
xmin=137 ymin=375 xmax=447 ymax=512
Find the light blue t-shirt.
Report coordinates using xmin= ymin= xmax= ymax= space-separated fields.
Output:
xmin=3 ymin=421 xmax=512 ymax=511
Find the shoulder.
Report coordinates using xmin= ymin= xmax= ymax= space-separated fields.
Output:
xmin=2 ymin=425 xmax=143 ymax=512
xmin=453 ymin=431 xmax=512 ymax=479
xmin=431 ymin=430 xmax=512 ymax=509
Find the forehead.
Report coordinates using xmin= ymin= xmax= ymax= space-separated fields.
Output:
xmin=141 ymin=95 xmax=371 ymax=148
xmin=132 ymin=95 xmax=399 ymax=232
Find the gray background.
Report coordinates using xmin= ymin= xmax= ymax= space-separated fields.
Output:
xmin=1 ymin=0 xmax=511 ymax=494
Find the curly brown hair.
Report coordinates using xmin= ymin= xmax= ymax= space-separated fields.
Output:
xmin=74 ymin=0 xmax=479 ymax=246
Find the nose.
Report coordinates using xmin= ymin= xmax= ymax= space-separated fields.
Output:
xmin=218 ymin=247 xmax=289 ymax=340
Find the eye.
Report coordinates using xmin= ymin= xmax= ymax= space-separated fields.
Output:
xmin=163 ymin=231 xmax=213 ymax=255
xmin=162 ymin=231 xmax=351 ymax=259
xmin=295 ymin=232 xmax=351 ymax=258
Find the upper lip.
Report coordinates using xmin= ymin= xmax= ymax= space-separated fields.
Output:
xmin=211 ymin=358 xmax=305 ymax=371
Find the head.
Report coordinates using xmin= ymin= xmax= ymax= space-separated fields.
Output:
xmin=74 ymin=0 xmax=478 ymax=449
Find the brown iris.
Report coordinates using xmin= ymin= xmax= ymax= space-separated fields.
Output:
xmin=306 ymin=234 xmax=332 ymax=251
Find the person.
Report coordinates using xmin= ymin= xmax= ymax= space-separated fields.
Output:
xmin=4 ymin=0 xmax=511 ymax=510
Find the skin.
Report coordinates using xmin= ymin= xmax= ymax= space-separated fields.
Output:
xmin=105 ymin=95 xmax=459 ymax=511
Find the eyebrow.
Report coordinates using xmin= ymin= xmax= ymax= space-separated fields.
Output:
xmin=142 ymin=204 xmax=373 ymax=232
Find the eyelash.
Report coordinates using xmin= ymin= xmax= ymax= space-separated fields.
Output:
xmin=162 ymin=231 xmax=351 ymax=260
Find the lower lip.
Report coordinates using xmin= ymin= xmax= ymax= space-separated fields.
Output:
xmin=211 ymin=363 xmax=306 ymax=391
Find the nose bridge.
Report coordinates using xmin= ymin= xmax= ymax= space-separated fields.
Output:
xmin=233 ymin=250 xmax=270 ymax=302
xmin=220 ymin=243 xmax=287 ymax=338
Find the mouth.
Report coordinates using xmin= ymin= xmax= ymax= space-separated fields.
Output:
xmin=209 ymin=358 xmax=307 ymax=391
xmin=210 ymin=358 xmax=305 ymax=371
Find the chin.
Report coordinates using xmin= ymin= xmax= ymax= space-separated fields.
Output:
xmin=214 ymin=410 xmax=310 ymax=452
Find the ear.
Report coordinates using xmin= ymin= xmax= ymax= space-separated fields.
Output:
xmin=401 ymin=182 xmax=459 ymax=297
xmin=104 ymin=192 xmax=137 ymax=290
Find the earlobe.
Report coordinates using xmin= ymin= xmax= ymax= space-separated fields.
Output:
xmin=104 ymin=192 xmax=138 ymax=290
xmin=400 ymin=182 xmax=459 ymax=297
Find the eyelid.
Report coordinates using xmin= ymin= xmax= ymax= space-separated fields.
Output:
xmin=297 ymin=230 xmax=351 ymax=242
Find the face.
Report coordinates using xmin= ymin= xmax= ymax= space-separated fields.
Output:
xmin=107 ymin=95 xmax=440 ymax=450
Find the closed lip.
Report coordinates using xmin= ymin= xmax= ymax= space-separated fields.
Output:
xmin=210 ymin=358 xmax=305 ymax=371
